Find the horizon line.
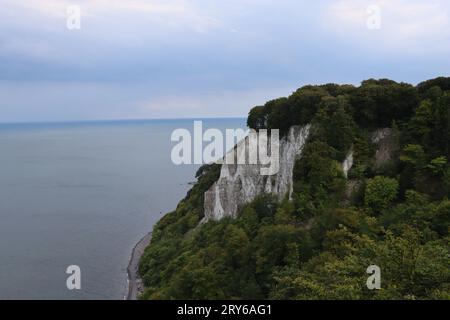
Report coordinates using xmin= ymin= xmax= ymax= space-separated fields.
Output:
xmin=0 ymin=116 xmax=248 ymax=126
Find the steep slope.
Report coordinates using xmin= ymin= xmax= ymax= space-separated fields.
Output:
xmin=139 ymin=77 xmax=450 ymax=300
xmin=204 ymin=125 xmax=310 ymax=220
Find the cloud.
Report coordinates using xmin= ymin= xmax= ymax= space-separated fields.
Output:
xmin=131 ymin=87 xmax=299 ymax=119
xmin=323 ymin=0 xmax=450 ymax=53
xmin=2 ymin=0 xmax=221 ymax=33
xmin=1 ymin=39 xmax=52 ymax=60
xmin=0 ymin=0 xmax=224 ymax=68
xmin=0 ymin=80 xmax=295 ymax=122
xmin=0 ymin=0 xmax=449 ymax=122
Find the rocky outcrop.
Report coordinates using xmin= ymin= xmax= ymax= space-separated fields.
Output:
xmin=203 ymin=125 xmax=310 ymax=221
xmin=343 ymin=128 xmax=398 ymax=203
xmin=371 ymin=128 xmax=397 ymax=169
xmin=342 ymin=151 xmax=354 ymax=178
xmin=202 ymin=124 xmax=370 ymax=222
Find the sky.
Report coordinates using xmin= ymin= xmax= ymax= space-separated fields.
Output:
xmin=0 ymin=0 xmax=449 ymax=123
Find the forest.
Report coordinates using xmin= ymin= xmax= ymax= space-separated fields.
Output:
xmin=139 ymin=77 xmax=450 ymax=300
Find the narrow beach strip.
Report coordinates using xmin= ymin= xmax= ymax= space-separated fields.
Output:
xmin=126 ymin=232 xmax=152 ymax=300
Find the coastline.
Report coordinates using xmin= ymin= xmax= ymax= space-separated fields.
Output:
xmin=126 ymin=231 xmax=152 ymax=300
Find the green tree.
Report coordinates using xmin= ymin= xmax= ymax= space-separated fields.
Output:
xmin=432 ymin=93 xmax=450 ymax=158
xmin=247 ymin=105 xmax=267 ymax=129
xmin=409 ymin=100 xmax=433 ymax=147
xmin=288 ymin=86 xmax=329 ymax=126
xmin=364 ymin=176 xmax=399 ymax=214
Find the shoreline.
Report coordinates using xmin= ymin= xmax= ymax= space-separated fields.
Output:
xmin=125 ymin=231 xmax=152 ymax=300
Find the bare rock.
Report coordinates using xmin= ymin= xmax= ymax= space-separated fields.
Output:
xmin=204 ymin=125 xmax=310 ymax=221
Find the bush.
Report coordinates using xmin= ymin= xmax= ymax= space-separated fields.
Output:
xmin=364 ymin=176 xmax=399 ymax=214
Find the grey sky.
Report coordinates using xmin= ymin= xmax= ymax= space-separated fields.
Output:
xmin=1 ymin=0 xmax=449 ymax=122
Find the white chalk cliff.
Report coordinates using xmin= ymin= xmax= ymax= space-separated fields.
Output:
xmin=203 ymin=125 xmax=310 ymax=221
xmin=202 ymin=124 xmax=394 ymax=222
xmin=342 ymin=151 xmax=354 ymax=178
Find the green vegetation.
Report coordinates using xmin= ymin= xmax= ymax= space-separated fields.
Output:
xmin=364 ymin=176 xmax=399 ymax=215
xmin=139 ymin=77 xmax=450 ymax=300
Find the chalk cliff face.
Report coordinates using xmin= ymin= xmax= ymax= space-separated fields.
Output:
xmin=342 ymin=151 xmax=354 ymax=179
xmin=203 ymin=125 xmax=310 ymax=221
xmin=371 ymin=128 xmax=396 ymax=169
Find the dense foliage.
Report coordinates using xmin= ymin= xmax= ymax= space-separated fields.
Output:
xmin=139 ymin=78 xmax=450 ymax=300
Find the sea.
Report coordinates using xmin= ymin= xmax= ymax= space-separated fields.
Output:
xmin=0 ymin=118 xmax=246 ymax=299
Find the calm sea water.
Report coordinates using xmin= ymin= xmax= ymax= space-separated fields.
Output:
xmin=0 ymin=118 xmax=246 ymax=299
